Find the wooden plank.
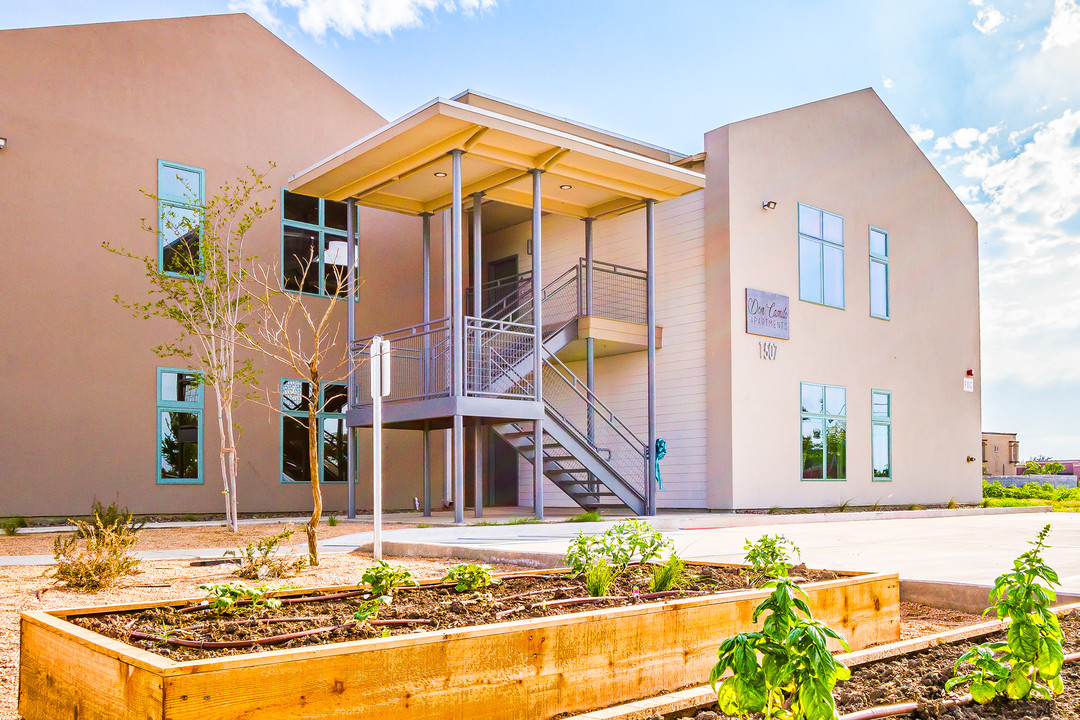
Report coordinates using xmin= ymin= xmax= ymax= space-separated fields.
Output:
xmin=19 ymin=616 xmax=164 ymax=720
xmin=156 ymin=573 xmax=897 ymax=720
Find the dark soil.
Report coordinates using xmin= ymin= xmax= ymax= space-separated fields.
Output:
xmin=71 ymin=563 xmax=838 ymax=662
xmin=664 ymin=611 xmax=1080 ymax=720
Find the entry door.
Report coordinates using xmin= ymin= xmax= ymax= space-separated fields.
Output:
xmin=486 ymin=255 xmax=519 ymax=316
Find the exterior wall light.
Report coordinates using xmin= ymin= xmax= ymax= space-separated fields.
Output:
xmin=0 ymin=137 xmax=6 ymax=150
xmin=762 ymin=200 xmax=777 ymax=210
xmin=433 ymin=171 xmax=447 ymax=177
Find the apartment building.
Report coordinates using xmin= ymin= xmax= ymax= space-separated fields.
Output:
xmin=0 ymin=14 xmax=982 ymax=519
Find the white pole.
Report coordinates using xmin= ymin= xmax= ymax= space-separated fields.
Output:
xmin=371 ymin=336 xmax=390 ymax=560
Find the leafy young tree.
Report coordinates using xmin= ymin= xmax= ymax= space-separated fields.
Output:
xmin=234 ymin=249 xmax=354 ymax=565
xmin=104 ymin=166 xmax=275 ymax=531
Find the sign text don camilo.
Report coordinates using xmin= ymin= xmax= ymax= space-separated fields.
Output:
xmin=745 ymin=289 xmax=789 ymax=340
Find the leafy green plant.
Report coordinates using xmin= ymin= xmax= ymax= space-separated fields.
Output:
xmin=328 ymin=514 xmax=339 ymax=527
xmin=564 ymin=519 xmax=673 ymax=575
xmin=53 ymin=505 xmax=141 ymax=591
xmin=567 ymin=511 xmax=601 ymax=523
xmin=505 ymin=516 xmax=541 ymax=525
xmin=743 ymin=534 xmax=801 ymax=579
xmin=946 ymin=498 xmax=959 ymax=509
xmin=416 ymin=523 xmax=431 ymax=528
xmin=353 ymin=595 xmax=391 ymax=623
xmin=226 ymin=525 xmax=307 ymax=580
xmin=585 ymin=558 xmax=615 ymax=597
xmin=1023 ymin=461 xmax=1066 ymax=476
xmin=650 ymin=552 xmax=687 ymax=592
xmin=443 ymin=563 xmax=501 ymax=593
xmin=361 ymin=560 xmax=417 ymax=596
xmin=1 ymin=517 xmax=27 ymax=536
xmin=709 ymin=578 xmax=850 ymax=719
xmin=946 ymin=524 xmax=1064 ymax=703
xmin=198 ymin=582 xmax=282 ymax=614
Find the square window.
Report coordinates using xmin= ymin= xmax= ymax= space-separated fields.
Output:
xmin=282 ymin=190 xmax=357 ymax=298
xmin=281 ymin=379 xmax=348 ymax=484
xmin=801 ymin=383 xmax=824 ymax=414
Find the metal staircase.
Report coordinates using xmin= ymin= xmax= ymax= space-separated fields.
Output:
xmin=473 ymin=261 xmax=649 ymax=513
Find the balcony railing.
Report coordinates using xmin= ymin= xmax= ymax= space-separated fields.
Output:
xmin=351 ymin=315 xmax=537 ymax=408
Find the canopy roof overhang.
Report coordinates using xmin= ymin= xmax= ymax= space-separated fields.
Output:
xmin=288 ymin=97 xmax=706 ymax=220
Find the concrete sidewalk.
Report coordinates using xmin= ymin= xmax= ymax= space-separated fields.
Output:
xmin=6 ymin=507 xmax=1071 ymax=592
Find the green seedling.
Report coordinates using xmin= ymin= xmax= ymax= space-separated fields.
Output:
xmin=361 ymin=560 xmax=417 ymax=597
xmin=743 ymin=533 xmax=801 ymax=579
xmin=443 ymin=563 xmax=501 ymax=593
xmin=197 ymin=582 xmax=282 ymax=614
xmin=584 ymin=557 xmax=615 ymax=597
xmin=353 ymin=595 xmax=391 ymax=623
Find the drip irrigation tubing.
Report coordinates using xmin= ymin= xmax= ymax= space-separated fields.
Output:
xmin=837 ymin=651 xmax=1080 ymax=720
xmin=131 ymin=617 xmax=435 ymax=650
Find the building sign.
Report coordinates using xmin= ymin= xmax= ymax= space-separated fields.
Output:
xmin=746 ymin=289 xmax=790 ymax=340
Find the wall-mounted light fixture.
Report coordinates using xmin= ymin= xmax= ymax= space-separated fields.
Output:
xmin=526 ymin=238 xmax=533 ymax=256
xmin=762 ymin=200 xmax=777 ymax=210
xmin=433 ymin=171 xmax=447 ymax=178
xmin=0 ymin=137 xmax=6 ymax=150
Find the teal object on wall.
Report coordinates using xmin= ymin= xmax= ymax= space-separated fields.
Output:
xmin=654 ymin=438 xmax=667 ymax=490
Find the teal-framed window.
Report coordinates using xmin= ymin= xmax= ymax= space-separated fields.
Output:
xmin=281 ymin=189 xmax=356 ymax=298
xmin=869 ymin=226 xmax=889 ymax=319
xmin=280 ymin=379 xmax=348 ymax=484
xmin=798 ymin=203 xmax=845 ymax=308
xmin=157 ymin=160 xmax=205 ymax=276
xmin=872 ymin=389 xmax=892 ymax=481
xmin=157 ymin=368 xmax=203 ymax=484
xmin=801 ymin=382 xmax=846 ymax=481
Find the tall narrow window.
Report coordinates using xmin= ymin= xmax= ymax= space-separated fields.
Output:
xmin=158 ymin=161 xmax=205 ymax=275
xmin=281 ymin=190 xmax=355 ymax=298
xmin=281 ymin=380 xmax=348 ymax=483
xmin=157 ymin=368 xmax=203 ymax=484
xmin=801 ymin=382 xmax=846 ymax=481
xmin=869 ymin=227 xmax=889 ymax=319
xmin=872 ymin=390 xmax=892 ymax=481
xmin=798 ymin=203 xmax=844 ymax=308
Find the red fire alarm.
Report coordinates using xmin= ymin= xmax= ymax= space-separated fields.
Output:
xmin=966 ymin=369 xmax=974 ymax=377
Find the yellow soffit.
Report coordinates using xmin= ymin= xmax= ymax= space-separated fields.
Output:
xmin=288 ymin=98 xmax=705 ymax=219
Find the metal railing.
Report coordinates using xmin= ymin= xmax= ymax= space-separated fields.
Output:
xmin=468 ymin=270 xmax=533 ymax=321
xmin=584 ymin=259 xmax=647 ymax=325
xmin=351 ymin=317 xmax=452 ymax=406
xmin=465 ymin=316 xmax=535 ymax=399
xmin=541 ymin=353 xmax=648 ymax=500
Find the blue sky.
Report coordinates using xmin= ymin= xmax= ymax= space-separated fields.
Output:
xmin=5 ymin=0 xmax=1080 ymax=460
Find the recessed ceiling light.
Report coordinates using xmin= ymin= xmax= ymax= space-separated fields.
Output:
xmin=559 ymin=184 xmax=572 ymax=190
xmin=434 ymin=172 xmax=447 ymax=178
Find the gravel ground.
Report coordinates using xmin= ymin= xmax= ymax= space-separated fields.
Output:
xmin=0 ymin=519 xmax=407 ymax=557
xmin=0 ymin=551 xmax=515 ymax=720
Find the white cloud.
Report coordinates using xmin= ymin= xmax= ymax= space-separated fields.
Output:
xmin=882 ymin=76 xmax=895 ymax=91
xmin=908 ymin=124 xmax=934 ymax=145
xmin=973 ymin=6 xmax=1005 ymax=34
xmin=1042 ymin=0 xmax=1080 ymax=50
xmin=932 ymin=125 xmax=999 ymax=151
xmin=231 ymin=0 xmax=497 ymax=38
xmin=935 ymin=109 xmax=1080 ymax=386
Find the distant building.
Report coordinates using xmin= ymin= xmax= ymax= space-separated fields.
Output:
xmin=982 ymin=432 xmax=1019 ymax=476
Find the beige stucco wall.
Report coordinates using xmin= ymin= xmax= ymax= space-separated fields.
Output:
xmin=706 ymin=89 xmax=982 ymax=508
xmin=983 ymin=432 xmax=1019 ymax=476
xmin=481 ymin=188 xmax=708 ymax=509
xmin=0 ymin=15 xmax=445 ymax=518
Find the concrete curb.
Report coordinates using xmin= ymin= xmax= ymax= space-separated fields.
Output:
xmin=360 ymin=541 xmax=564 ymax=569
xmin=900 ymin=578 xmax=1080 ymax=615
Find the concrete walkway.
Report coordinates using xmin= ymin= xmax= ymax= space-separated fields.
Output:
xmin=9 ymin=507 xmax=1077 ymax=592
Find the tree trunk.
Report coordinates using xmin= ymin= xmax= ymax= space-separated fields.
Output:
xmin=306 ymin=378 xmax=323 ymax=565
xmin=223 ymin=408 xmax=239 ymax=532
xmin=214 ymin=398 xmax=236 ymax=531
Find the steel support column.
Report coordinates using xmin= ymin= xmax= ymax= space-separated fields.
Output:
xmin=584 ymin=217 xmax=596 ymax=499
xmin=421 ymin=211 xmax=432 ymax=517
xmin=346 ymin=198 xmax=357 ymax=519
xmin=471 ymin=193 xmax=483 ymax=519
xmin=645 ymin=199 xmax=657 ymax=517
xmin=451 ymin=149 xmax=465 ymax=524
xmin=530 ymin=168 xmax=544 ymax=520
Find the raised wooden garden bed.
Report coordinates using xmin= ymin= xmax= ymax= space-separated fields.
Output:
xmin=19 ymin=564 xmax=898 ymax=720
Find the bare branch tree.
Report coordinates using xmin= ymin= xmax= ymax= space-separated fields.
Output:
xmin=104 ymin=165 xmax=275 ymax=532
xmin=235 ymin=248 xmax=354 ymax=565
